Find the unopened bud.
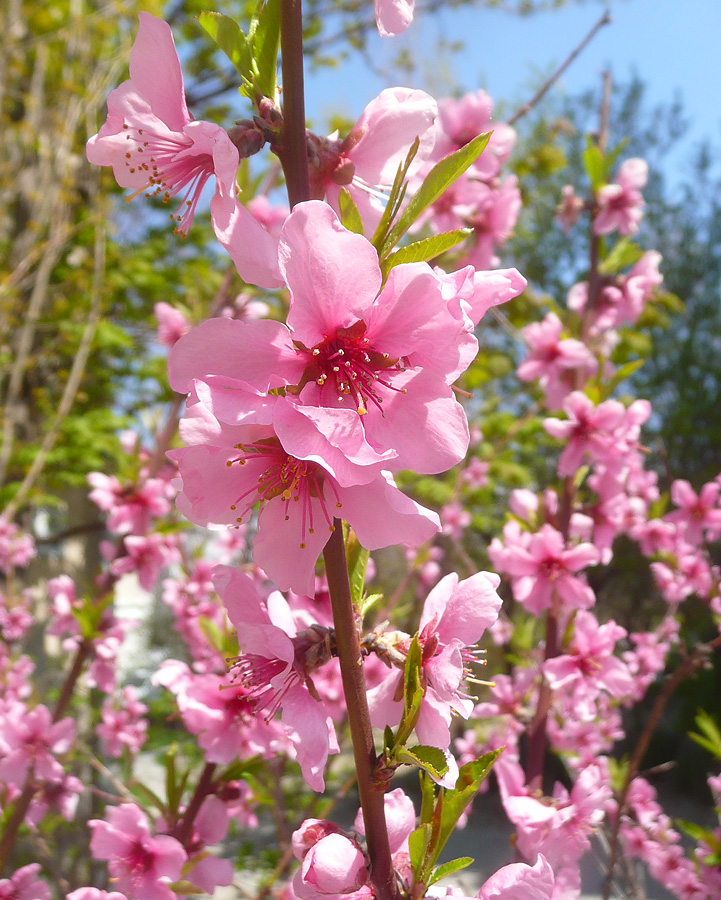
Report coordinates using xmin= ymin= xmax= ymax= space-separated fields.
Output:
xmin=227 ymin=121 xmax=265 ymax=158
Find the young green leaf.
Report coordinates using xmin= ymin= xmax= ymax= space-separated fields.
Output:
xmin=381 ymin=229 xmax=471 ymax=276
xmin=338 ymin=188 xmax=365 ymax=235
xmin=396 ymin=745 xmax=449 ymax=781
xmin=408 ymin=823 xmax=432 ymax=879
xmin=431 ymin=748 xmax=503 ymax=868
xmin=198 ymin=12 xmax=254 ymax=89
xmin=599 ymin=237 xmax=644 ymax=275
xmin=371 ymin=137 xmax=420 ymax=251
xmin=380 ymin=131 xmax=491 ymax=258
xmin=690 ymin=710 xmax=721 ymax=760
xmin=249 ymin=0 xmax=281 ymax=99
xmin=427 ymin=857 xmax=474 ymax=886
xmin=345 ymin=529 xmax=369 ymax=607
xmin=583 ymin=139 xmax=606 ymax=192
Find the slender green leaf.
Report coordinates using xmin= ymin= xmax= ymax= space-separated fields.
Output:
xmin=371 ymin=137 xmax=420 ymax=251
xmin=249 ymin=0 xmax=281 ymax=99
xmin=419 ymin=771 xmax=435 ymax=826
xmin=408 ymin=823 xmax=432 ymax=879
xmin=380 ymin=131 xmax=491 ymax=257
xmin=338 ymin=188 xmax=364 ymax=235
xmin=382 ymin=229 xmax=471 ymax=274
xmin=198 ymin=12 xmax=253 ymax=87
xmin=359 ymin=591 xmax=383 ymax=616
xmin=427 ymin=857 xmax=474 ymax=886
xmin=583 ymin=139 xmax=606 ymax=192
xmin=346 ymin=530 xmax=369 ymax=607
xmin=432 ymin=749 xmax=503 ymax=867
xmin=690 ymin=711 xmax=721 ymax=759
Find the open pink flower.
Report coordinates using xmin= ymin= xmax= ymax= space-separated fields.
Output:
xmin=498 ymin=524 xmax=599 ymax=614
xmin=543 ymin=391 xmax=626 ymax=477
xmin=170 ymin=202 xmax=521 ymax=479
xmin=0 ymin=704 xmax=75 ymax=786
xmin=593 ymin=158 xmax=648 ymax=236
xmin=368 ymin=572 xmax=501 ymax=753
xmin=213 ymin=566 xmax=338 ymax=790
xmin=86 ymin=12 xmax=281 ymax=288
xmin=0 ymin=864 xmax=50 ymax=900
xmin=169 ymin=394 xmax=438 ymax=594
xmin=89 ymin=804 xmax=186 ymax=900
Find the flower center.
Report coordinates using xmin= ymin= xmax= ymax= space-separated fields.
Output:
xmin=225 ymin=438 xmax=340 ymax=548
xmin=121 ymin=123 xmax=214 ymax=234
xmin=299 ymin=321 xmax=406 ymax=416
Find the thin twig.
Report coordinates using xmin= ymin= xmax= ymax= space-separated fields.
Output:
xmin=507 ymin=9 xmax=612 ymax=127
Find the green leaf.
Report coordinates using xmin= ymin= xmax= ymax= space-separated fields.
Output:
xmin=359 ymin=592 xmax=383 ymax=616
xmin=346 ymin=530 xmax=370 ymax=608
xmin=606 ymin=358 xmax=644 ymax=394
xmin=249 ymin=0 xmax=281 ymax=99
xmin=337 ymin=188 xmax=364 ymax=235
xmin=583 ymin=139 xmax=606 ymax=192
xmin=599 ymin=237 xmax=644 ymax=275
xmin=401 ymin=634 xmax=424 ymax=735
xmin=419 ymin=770 xmax=435 ymax=825
xmin=397 ymin=745 xmax=449 ymax=780
xmin=690 ymin=711 xmax=721 ymax=760
xmin=371 ymin=138 xmax=420 ymax=251
xmin=198 ymin=12 xmax=253 ymax=88
xmin=381 ymin=132 xmax=491 ymax=258
xmin=427 ymin=857 xmax=474 ymax=886
xmin=408 ymin=823 xmax=432 ymax=879
xmin=432 ymin=749 xmax=503 ymax=867
xmin=382 ymin=229 xmax=471 ymax=275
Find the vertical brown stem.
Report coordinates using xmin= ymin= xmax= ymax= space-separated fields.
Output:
xmin=279 ymin=0 xmax=310 ymax=208
xmin=323 ymin=524 xmax=399 ymax=900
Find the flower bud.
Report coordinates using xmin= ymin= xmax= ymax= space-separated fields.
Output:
xmin=298 ymin=833 xmax=367 ymax=897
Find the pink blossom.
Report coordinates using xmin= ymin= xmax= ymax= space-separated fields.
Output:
xmin=543 ymin=610 xmax=633 ymax=700
xmin=88 ymin=472 xmax=172 ymax=535
xmin=433 ymin=90 xmax=516 ymax=181
xmin=0 ymin=865 xmax=50 ymax=900
xmin=0 ymin=704 xmax=75 ymax=786
xmin=667 ymin=479 xmax=721 ymax=545
xmin=86 ymin=13 xmax=236 ymax=235
xmin=0 ymin=516 xmax=35 ymax=573
xmin=462 ymin=457 xmax=490 ymax=489
xmin=170 ymin=201 xmax=490 ymax=479
xmin=368 ymin=571 xmax=501 ymax=753
xmin=594 ymin=158 xmax=648 ymax=236
xmin=86 ymin=12 xmax=281 ymax=288
xmin=214 ymin=566 xmax=339 ymax=790
xmin=374 ymin=0 xmax=414 ymax=36
xmin=441 ymin=501 xmax=471 ymax=540
xmin=309 ymin=89 xmax=437 ymax=231
xmin=517 ymin=313 xmax=597 ymax=409
xmin=153 ymin=660 xmax=280 ymax=765
xmin=477 ymin=853 xmax=554 ymax=900
xmin=169 ymin=400 xmax=438 ymax=595
xmin=90 ymin=804 xmax=186 ymax=900
xmin=556 ymin=184 xmax=584 ymax=233
xmin=498 ymin=523 xmax=599 ymax=614
xmin=97 ymin=686 xmax=149 ymax=758
xmin=154 ymin=302 xmax=190 ymax=347
xmin=111 ymin=533 xmax=180 ymax=591
xmin=26 ymin=772 xmax=84 ymax=827
xmin=543 ymin=391 xmax=626 ymax=477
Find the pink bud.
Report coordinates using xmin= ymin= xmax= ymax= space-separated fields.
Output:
xmin=299 ymin=833 xmax=367 ymax=896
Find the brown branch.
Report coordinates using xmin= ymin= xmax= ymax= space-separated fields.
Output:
xmin=507 ymin=9 xmax=612 ymax=127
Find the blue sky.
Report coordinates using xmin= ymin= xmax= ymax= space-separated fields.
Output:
xmin=304 ymin=0 xmax=721 ymax=156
